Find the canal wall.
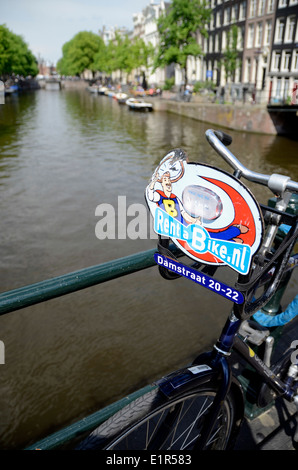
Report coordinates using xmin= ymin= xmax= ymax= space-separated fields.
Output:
xmin=153 ymin=98 xmax=277 ymax=135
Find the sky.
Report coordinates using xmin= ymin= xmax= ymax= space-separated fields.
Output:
xmin=1 ymin=0 xmax=151 ymax=65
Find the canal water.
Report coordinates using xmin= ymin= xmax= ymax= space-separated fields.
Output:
xmin=0 ymin=87 xmax=298 ymax=449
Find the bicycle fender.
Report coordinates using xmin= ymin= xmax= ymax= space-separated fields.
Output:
xmin=157 ymin=363 xmax=219 ymax=399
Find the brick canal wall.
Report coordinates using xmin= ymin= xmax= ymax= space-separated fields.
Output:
xmin=153 ymin=99 xmax=277 ymax=135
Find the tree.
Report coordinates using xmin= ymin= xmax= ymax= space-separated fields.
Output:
xmin=0 ymin=24 xmax=38 ymax=78
xmin=131 ymin=38 xmax=154 ymax=87
xmin=221 ymin=24 xmax=240 ymax=82
xmin=154 ymin=0 xmax=211 ymax=87
xmin=57 ymin=31 xmax=104 ymax=77
xmin=111 ymin=33 xmax=134 ymax=82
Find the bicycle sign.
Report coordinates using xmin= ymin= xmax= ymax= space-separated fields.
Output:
xmin=155 ymin=253 xmax=244 ymax=304
xmin=145 ymin=149 xmax=264 ymax=275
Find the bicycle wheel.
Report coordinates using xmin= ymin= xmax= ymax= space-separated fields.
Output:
xmin=77 ymin=385 xmax=237 ymax=450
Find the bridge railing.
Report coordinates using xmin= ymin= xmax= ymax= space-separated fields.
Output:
xmin=0 ymin=245 xmax=180 ymax=449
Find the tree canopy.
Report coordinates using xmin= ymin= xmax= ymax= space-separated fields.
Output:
xmin=154 ymin=0 xmax=212 ymax=85
xmin=57 ymin=31 xmax=105 ymax=76
xmin=0 ymin=24 xmax=38 ymax=78
xmin=57 ymin=30 xmax=154 ymax=82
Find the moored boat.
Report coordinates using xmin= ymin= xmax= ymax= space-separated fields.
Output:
xmin=98 ymin=86 xmax=108 ymax=95
xmin=87 ymin=85 xmax=99 ymax=93
xmin=126 ymin=97 xmax=153 ymax=112
xmin=114 ymin=92 xmax=128 ymax=104
xmin=4 ymin=84 xmax=18 ymax=95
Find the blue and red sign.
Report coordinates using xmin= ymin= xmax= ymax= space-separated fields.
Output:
xmin=145 ymin=149 xmax=264 ymax=275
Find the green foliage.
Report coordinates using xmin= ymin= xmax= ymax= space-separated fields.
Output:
xmin=193 ymin=80 xmax=216 ymax=92
xmin=57 ymin=31 xmax=105 ymax=76
xmin=154 ymin=0 xmax=211 ymax=83
xmin=221 ymin=24 xmax=240 ymax=81
xmin=57 ymin=30 xmax=154 ymax=80
xmin=163 ymin=77 xmax=175 ymax=90
xmin=0 ymin=24 xmax=38 ymax=77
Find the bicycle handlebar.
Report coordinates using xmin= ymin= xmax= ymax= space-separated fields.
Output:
xmin=205 ymin=129 xmax=298 ymax=196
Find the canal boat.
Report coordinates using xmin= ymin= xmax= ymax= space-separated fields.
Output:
xmin=4 ymin=84 xmax=18 ymax=95
xmin=126 ymin=97 xmax=153 ymax=112
xmin=114 ymin=92 xmax=128 ymax=104
xmin=98 ymin=86 xmax=108 ymax=95
xmin=105 ymin=89 xmax=116 ymax=98
xmin=87 ymin=85 xmax=99 ymax=93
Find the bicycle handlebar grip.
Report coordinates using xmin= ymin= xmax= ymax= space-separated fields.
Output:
xmin=214 ymin=130 xmax=233 ymax=147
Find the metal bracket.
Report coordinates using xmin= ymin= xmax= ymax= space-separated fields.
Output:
xmin=268 ymin=174 xmax=290 ymax=197
xmin=239 ymin=320 xmax=270 ymax=346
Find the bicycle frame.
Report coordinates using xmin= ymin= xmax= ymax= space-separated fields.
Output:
xmin=155 ymin=129 xmax=298 ymax=450
xmin=158 ymin=308 xmax=297 ymax=450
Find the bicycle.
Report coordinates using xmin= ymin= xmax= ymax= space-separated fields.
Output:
xmin=76 ymin=129 xmax=298 ymax=450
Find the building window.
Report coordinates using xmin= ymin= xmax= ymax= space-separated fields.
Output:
xmin=238 ymin=26 xmax=245 ymax=49
xmin=264 ymin=20 xmax=272 ymax=45
xmin=276 ymin=78 xmax=282 ymax=98
xmin=209 ymin=35 xmax=214 ymax=52
xmin=247 ymin=24 xmax=255 ymax=48
xmin=215 ymin=33 xmax=219 ymax=52
xmin=284 ymin=78 xmax=289 ymax=99
xmin=216 ymin=12 xmax=221 ymax=27
xmin=250 ymin=0 xmax=257 ymax=17
xmin=281 ymin=50 xmax=291 ymax=70
xmin=245 ymin=58 xmax=251 ymax=82
xmin=285 ymin=16 xmax=296 ymax=43
xmin=267 ymin=0 xmax=275 ymax=11
xmin=293 ymin=50 xmax=298 ymax=71
xmin=272 ymin=51 xmax=281 ymax=70
xmin=278 ymin=0 xmax=287 ymax=6
xmin=222 ymin=30 xmax=227 ymax=50
xmin=231 ymin=4 xmax=239 ymax=21
xmin=258 ymin=0 xmax=265 ymax=15
xmin=275 ymin=18 xmax=285 ymax=43
xmin=289 ymin=0 xmax=298 ymax=4
xmin=256 ymin=22 xmax=263 ymax=47
xmin=239 ymin=1 xmax=247 ymax=20
xmin=224 ymin=7 xmax=231 ymax=24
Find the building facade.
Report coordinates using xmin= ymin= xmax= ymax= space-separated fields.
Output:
xmin=99 ymin=0 xmax=298 ymax=103
xmin=241 ymin=0 xmax=276 ymax=102
xmin=134 ymin=0 xmax=171 ymax=85
xmin=203 ymin=0 xmax=246 ymax=87
xmin=268 ymin=0 xmax=298 ymax=103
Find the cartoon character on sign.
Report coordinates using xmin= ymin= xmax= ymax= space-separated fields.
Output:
xmin=147 ymin=157 xmax=201 ymax=225
xmin=147 ymin=149 xmax=249 ymax=243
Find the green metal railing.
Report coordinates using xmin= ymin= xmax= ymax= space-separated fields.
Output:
xmin=0 ymin=247 xmax=180 ymax=316
xmin=0 ymin=245 xmax=180 ymax=449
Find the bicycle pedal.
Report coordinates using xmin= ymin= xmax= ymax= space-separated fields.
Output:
xmin=239 ymin=320 xmax=270 ymax=346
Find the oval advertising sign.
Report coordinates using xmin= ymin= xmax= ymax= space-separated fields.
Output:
xmin=145 ymin=149 xmax=264 ymax=275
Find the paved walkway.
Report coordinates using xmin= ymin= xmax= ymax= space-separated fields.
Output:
xmin=234 ymin=398 xmax=297 ymax=450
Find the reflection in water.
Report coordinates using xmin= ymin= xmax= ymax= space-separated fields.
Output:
xmin=0 ymin=89 xmax=297 ymax=449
